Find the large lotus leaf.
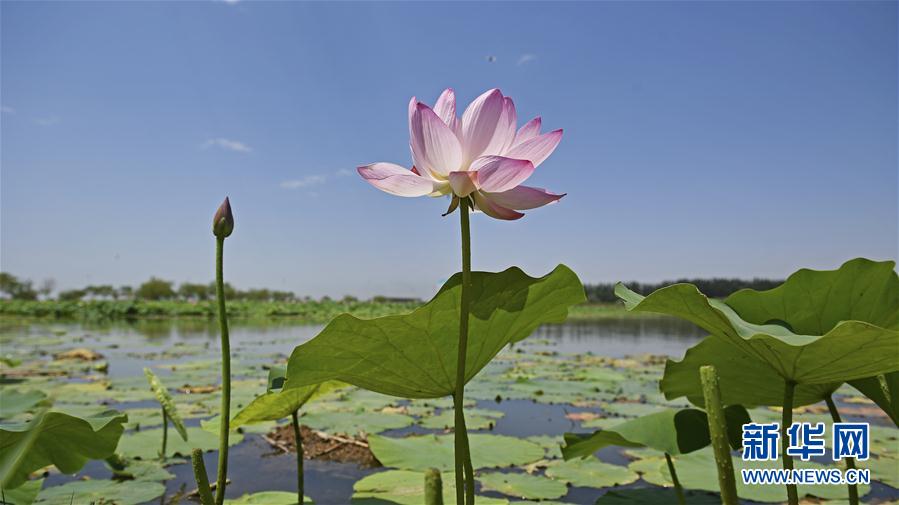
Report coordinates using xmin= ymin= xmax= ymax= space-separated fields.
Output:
xmin=231 ymin=380 xmax=344 ymax=429
xmin=661 ymin=336 xmax=840 ymax=408
xmin=285 ymin=265 xmax=585 ymax=398
xmin=34 ymin=479 xmax=165 ymax=504
xmin=476 ymin=472 xmax=568 ymax=500
xmin=143 ymin=367 xmax=187 ymax=442
xmin=848 ymin=372 xmax=899 ymax=426
xmin=614 ymin=281 xmax=899 ymax=386
xmin=561 ymin=406 xmax=749 ymax=460
xmin=368 ymin=434 xmax=544 ymax=471
xmin=724 ymin=258 xmax=898 ymax=333
xmin=351 ymin=469 xmax=509 ymax=505
xmin=0 ymin=390 xmax=49 ymax=421
xmin=0 ymin=409 xmax=127 ymax=489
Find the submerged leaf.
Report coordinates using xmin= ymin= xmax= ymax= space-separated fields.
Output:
xmin=0 ymin=409 xmax=127 ymax=489
xmin=561 ymin=406 xmax=750 ymax=460
xmin=143 ymin=367 xmax=188 ymax=442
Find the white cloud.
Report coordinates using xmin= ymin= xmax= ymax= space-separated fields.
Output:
xmin=33 ymin=116 xmax=60 ymax=126
xmin=221 ymin=0 xmax=240 ymax=3
xmin=335 ymin=168 xmax=353 ymax=177
xmin=1 ymin=105 xmax=14 ymax=114
xmin=202 ymin=138 xmax=252 ymax=153
xmin=517 ymin=54 xmax=537 ymax=66
xmin=280 ymin=175 xmax=327 ymax=189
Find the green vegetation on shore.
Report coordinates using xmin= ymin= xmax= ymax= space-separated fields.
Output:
xmin=0 ymin=298 xmax=631 ymax=322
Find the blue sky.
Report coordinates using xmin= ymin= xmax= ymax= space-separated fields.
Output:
xmin=1 ymin=1 xmax=896 ymax=298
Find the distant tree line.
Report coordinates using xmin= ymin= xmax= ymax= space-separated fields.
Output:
xmin=584 ymin=277 xmax=784 ymax=303
xmin=0 ymin=273 xmax=300 ymax=303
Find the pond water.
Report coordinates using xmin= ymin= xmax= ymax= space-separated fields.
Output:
xmin=2 ymin=316 xmax=896 ymax=504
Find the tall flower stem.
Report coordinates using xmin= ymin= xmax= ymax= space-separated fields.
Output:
xmin=160 ymin=408 xmax=168 ymax=460
xmin=700 ymin=365 xmax=738 ymax=505
xmin=454 ymin=198 xmax=475 ymax=505
xmin=825 ymin=395 xmax=859 ymax=505
xmin=291 ymin=410 xmax=304 ymax=504
xmin=782 ymin=380 xmax=798 ymax=505
xmin=664 ymin=453 xmax=686 ymax=505
xmin=214 ymin=235 xmax=231 ymax=505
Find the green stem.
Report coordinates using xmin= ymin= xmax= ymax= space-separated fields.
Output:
xmin=160 ymin=408 xmax=168 ymax=460
xmin=425 ymin=468 xmax=444 ymax=505
xmin=782 ymin=380 xmax=798 ymax=505
xmin=191 ymin=448 xmax=215 ymax=505
xmin=825 ymin=395 xmax=859 ymax=505
xmin=214 ymin=236 xmax=231 ymax=505
xmin=664 ymin=453 xmax=686 ymax=505
xmin=453 ymin=198 xmax=475 ymax=505
xmin=699 ymin=365 xmax=738 ymax=505
xmin=292 ymin=410 xmax=304 ymax=504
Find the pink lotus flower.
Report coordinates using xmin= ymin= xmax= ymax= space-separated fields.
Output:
xmin=358 ymin=88 xmax=565 ymax=220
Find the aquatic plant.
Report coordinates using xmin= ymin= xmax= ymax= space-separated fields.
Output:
xmin=192 ymin=197 xmax=236 ymax=505
xmin=143 ymin=367 xmax=188 ymax=459
xmin=286 ymin=88 xmax=581 ymax=505
xmin=616 ymin=257 xmax=899 ymax=505
xmin=231 ymin=366 xmax=342 ymax=504
xmin=562 ymin=404 xmax=749 ymax=505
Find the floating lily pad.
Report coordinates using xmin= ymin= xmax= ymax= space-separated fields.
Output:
xmin=633 ymin=450 xmax=870 ymax=502
xmin=0 ymin=390 xmax=48 ymax=420
xmin=0 ymin=409 xmax=127 ymax=489
xmin=34 ymin=479 xmax=165 ymax=504
xmin=351 ymin=469 xmax=508 ymax=504
xmin=368 ymin=434 xmax=544 ymax=471
xmin=595 ymin=487 xmax=721 ymax=504
xmin=285 ymin=266 xmax=585 ymax=398
xmin=116 ymin=426 xmax=242 ymax=459
xmin=224 ymin=491 xmax=311 ymax=504
xmin=299 ymin=410 xmax=414 ymax=435
xmin=0 ymin=478 xmax=42 ymax=505
xmin=477 ymin=471 xmax=568 ymax=500
xmin=419 ymin=408 xmax=503 ymax=431
xmin=543 ymin=458 xmax=639 ymax=488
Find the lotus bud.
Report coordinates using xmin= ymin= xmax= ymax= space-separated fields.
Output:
xmin=212 ymin=197 xmax=234 ymax=238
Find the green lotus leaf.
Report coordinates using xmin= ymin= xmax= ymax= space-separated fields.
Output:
xmin=351 ymin=469 xmax=509 ymax=505
xmin=561 ymin=406 xmax=749 ymax=460
xmin=34 ymin=479 xmax=165 ymax=505
xmin=476 ymin=472 xmax=568 ymax=500
xmin=143 ymin=367 xmax=187 ymax=442
xmin=616 ymin=258 xmax=899 ymax=389
xmin=0 ymin=390 xmax=49 ymax=421
xmin=231 ymin=379 xmax=344 ymax=429
xmin=368 ymin=433 xmax=544 ymax=471
xmin=0 ymin=409 xmax=127 ymax=489
xmin=285 ymin=265 xmax=585 ymax=398
xmin=661 ymin=336 xmax=840 ymax=408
